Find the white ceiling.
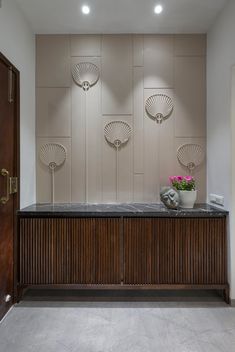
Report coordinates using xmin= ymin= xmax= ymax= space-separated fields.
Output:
xmin=14 ymin=0 xmax=228 ymax=34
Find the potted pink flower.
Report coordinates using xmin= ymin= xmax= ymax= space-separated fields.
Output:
xmin=169 ymin=176 xmax=197 ymax=208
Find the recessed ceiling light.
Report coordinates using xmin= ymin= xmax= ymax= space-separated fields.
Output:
xmin=82 ymin=5 xmax=90 ymax=15
xmin=154 ymin=4 xmax=163 ymax=14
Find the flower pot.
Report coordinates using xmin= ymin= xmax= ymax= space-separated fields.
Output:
xmin=178 ymin=190 xmax=197 ymax=209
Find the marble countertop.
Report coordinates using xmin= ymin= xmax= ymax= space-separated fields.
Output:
xmin=17 ymin=203 xmax=228 ymax=218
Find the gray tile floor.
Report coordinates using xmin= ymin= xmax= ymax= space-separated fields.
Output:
xmin=1 ymin=300 xmax=235 ymax=352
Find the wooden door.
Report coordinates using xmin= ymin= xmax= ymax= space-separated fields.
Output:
xmin=0 ymin=53 xmax=19 ymax=320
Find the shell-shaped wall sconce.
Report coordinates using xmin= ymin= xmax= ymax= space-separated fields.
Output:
xmin=177 ymin=144 xmax=205 ymax=174
xmin=40 ymin=143 xmax=67 ymax=170
xmin=104 ymin=121 xmax=132 ymax=201
xmin=72 ymin=62 xmax=100 ymax=91
xmin=104 ymin=121 xmax=131 ymax=148
xmin=104 ymin=121 xmax=132 ymax=149
xmin=145 ymin=94 xmax=174 ymax=124
xmin=39 ymin=143 xmax=67 ymax=203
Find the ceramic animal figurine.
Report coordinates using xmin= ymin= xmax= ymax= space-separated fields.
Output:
xmin=160 ymin=187 xmax=179 ymax=210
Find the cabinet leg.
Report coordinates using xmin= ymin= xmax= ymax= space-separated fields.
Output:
xmin=223 ymin=287 xmax=230 ymax=304
xmin=16 ymin=286 xmax=25 ymax=303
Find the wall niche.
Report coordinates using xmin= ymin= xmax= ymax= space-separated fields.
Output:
xmin=36 ymin=34 xmax=206 ymax=203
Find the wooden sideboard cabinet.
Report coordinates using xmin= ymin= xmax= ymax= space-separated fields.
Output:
xmin=17 ymin=215 xmax=229 ymax=302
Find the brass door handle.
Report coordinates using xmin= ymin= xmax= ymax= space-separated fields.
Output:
xmin=1 ymin=168 xmax=10 ymax=205
xmin=0 ymin=168 xmax=18 ymax=205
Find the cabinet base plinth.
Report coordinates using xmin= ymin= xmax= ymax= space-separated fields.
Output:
xmin=16 ymin=284 xmax=230 ymax=304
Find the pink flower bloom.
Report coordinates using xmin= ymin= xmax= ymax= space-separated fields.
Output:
xmin=169 ymin=175 xmax=195 ymax=191
xmin=184 ymin=176 xmax=193 ymax=182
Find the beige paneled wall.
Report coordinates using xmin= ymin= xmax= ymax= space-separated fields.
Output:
xmin=36 ymin=34 xmax=206 ymax=204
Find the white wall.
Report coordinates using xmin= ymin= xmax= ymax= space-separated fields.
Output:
xmin=0 ymin=0 xmax=35 ymax=208
xmin=207 ymin=0 xmax=235 ymax=299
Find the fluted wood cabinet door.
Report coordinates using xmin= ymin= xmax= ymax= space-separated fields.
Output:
xmin=70 ymin=218 xmax=121 ymax=284
xmin=173 ymin=218 xmax=227 ymax=285
xmin=123 ymin=218 xmax=227 ymax=285
xmin=123 ymin=218 xmax=153 ymax=284
xmin=19 ymin=218 xmax=121 ymax=285
xmin=123 ymin=218 xmax=175 ymax=284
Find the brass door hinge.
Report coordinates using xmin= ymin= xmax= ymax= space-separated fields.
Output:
xmin=0 ymin=169 xmax=18 ymax=205
xmin=10 ymin=177 xmax=18 ymax=194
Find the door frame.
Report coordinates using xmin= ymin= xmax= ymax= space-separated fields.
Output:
xmin=230 ymin=65 xmax=235 ymax=304
xmin=0 ymin=52 xmax=20 ymax=309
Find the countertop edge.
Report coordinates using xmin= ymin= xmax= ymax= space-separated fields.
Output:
xmin=17 ymin=203 xmax=229 ymax=218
